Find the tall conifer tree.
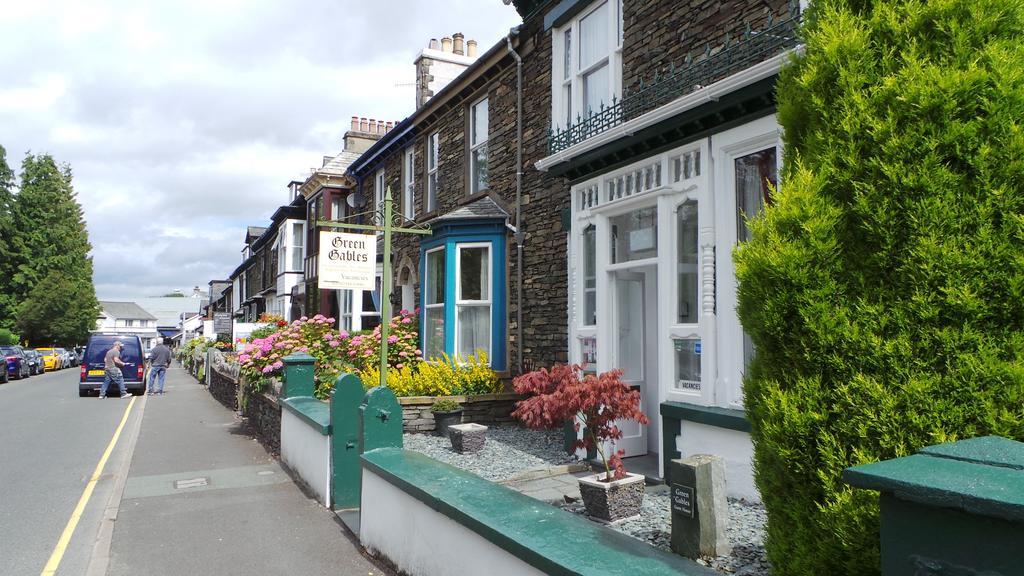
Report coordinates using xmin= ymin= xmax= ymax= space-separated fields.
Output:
xmin=735 ymin=0 xmax=1024 ymax=574
xmin=10 ymin=154 xmax=99 ymax=344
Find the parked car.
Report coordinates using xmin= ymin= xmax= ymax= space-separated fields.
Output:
xmin=1 ymin=346 xmax=32 ymax=380
xmin=0 ymin=363 xmax=7 ymax=383
xmin=24 ymin=349 xmax=44 ymax=375
xmin=72 ymin=348 xmax=83 ymax=366
xmin=55 ymin=348 xmax=69 ymax=369
xmin=80 ymin=335 xmax=146 ymax=397
xmin=36 ymin=348 xmax=61 ymax=371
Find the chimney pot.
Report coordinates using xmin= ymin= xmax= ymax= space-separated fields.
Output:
xmin=441 ymin=36 xmax=452 ymax=53
xmin=385 ymin=121 xmax=393 ymax=132
xmin=360 ymin=117 xmax=369 ymax=132
xmin=467 ymin=39 xmax=478 ymax=57
xmin=453 ymin=32 xmax=465 ymax=56
xmin=351 ymin=116 xmax=359 ymax=131
xmin=429 ymin=38 xmax=439 ymax=50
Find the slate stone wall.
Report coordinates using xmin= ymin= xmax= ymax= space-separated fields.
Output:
xmin=361 ymin=13 xmax=570 ymax=375
xmin=399 ymin=393 xmax=523 ymax=433
xmin=242 ymin=388 xmax=282 ymax=458
xmin=622 ymin=0 xmax=794 ymax=95
xmin=209 ymin=367 xmax=238 ymax=411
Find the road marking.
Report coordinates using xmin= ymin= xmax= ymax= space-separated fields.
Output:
xmin=40 ymin=396 xmax=137 ymax=576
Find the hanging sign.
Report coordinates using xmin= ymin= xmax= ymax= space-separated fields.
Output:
xmin=318 ymin=231 xmax=377 ymax=290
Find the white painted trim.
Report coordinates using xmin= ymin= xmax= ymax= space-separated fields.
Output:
xmin=536 ymin=50 xmax=796 ymax=171
xmin=454 ymin=242 xmax=493 ymax=360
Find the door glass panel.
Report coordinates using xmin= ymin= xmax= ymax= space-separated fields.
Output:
xmin=677 ymin=201 xmax=699 ymax=324
xmin=616 ymin=276 xmax=644 ymax=381
xmin=610 ymin=206 xmax=657 ymax=263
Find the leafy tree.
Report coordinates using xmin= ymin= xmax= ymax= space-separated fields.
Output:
xmin=17 ymin=270 xmax=98 ymax=345
xmin=8 ymin=154 xmax=99 ymax=345
xmin=0 ymin=145 xmax=17 ymax=329
xmin=0 ymin=328 xmax=19 ymax=345
xmin=734 ymin=0 xmax=1024 ymax=574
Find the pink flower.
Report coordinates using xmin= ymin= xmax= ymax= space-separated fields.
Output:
xmin=329 ymin=341 xmax=340 ymax=348
xmin=402 ymin=317 xmax=412 ymax=324
xmin=261 ymin=366 xmax=273 ymax=374
xmin=388 ymin=335 xmax=398 ymax=344
xmin=272 ymin=361 xmax=283 ymax=369
xmin=300 ymin=316 xmax=308 ymax=322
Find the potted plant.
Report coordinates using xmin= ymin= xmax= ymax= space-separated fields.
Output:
xmin=512 ymin=364 xmax=650 ymax=523
xmin=430 ymin=398 xmax=463 ymax=437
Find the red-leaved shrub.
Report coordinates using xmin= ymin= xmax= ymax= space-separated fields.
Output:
xmin=512 ymin=364 xmax=649 ymax=481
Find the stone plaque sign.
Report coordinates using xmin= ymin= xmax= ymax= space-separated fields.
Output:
xmin=213 ymin=312 xmax=231 ymax=336
xmin=318 ymin=231 xmax=377 ymax=290
xmin=672 ymin=483 xmax=694 ymax=518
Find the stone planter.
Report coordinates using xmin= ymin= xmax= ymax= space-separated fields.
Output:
xmin=432 ymin=409 xmax=463 ymax=437
xmin=577 ymin=472 xmax=645 ymax=523
xmin=448 ymin=423 xmax=488 ymax=454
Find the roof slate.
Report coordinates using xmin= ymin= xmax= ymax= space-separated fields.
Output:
xmin=429 ymin=196 xmax=510 ymax=223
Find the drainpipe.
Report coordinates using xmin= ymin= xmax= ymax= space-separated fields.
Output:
xmin=506 ymin=28 xmax=525 ymax=375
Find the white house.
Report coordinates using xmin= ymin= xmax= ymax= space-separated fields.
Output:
xmin=95 ymin=301 xmax=160 ymax=350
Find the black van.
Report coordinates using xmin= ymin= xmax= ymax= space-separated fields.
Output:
xmin=79 ymin=335 xmax=146 ymax=397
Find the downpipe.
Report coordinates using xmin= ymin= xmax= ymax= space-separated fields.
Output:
xmin=506 ymin=29 xmax=525 ymax=375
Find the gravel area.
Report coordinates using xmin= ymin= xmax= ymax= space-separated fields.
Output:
xmin=404 ymin=425 xmax=769 ymax=575
xmin=560 ymin=489 xmax=769 ymax=575
xmin=403 ymin=424 xmax=576 ymax=482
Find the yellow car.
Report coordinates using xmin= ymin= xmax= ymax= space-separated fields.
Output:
xmin=36 ymin=348 xmax=61 ymax=371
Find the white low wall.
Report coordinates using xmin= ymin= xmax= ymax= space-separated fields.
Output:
xmin=280 ymin=409 xmax=331 ymax=507
xmin=360 ymin=468 xmax=547 ymax=576
xmin=677 ymin=421 xmax=760 ymax=502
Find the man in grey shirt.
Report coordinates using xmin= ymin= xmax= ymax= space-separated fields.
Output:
xmin=148 ymin=338 xmax=172 ymax=395
xmin=101 ymin=341 xmax=129 ymax=399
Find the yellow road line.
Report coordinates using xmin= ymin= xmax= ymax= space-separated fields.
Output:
xmin=41 ymin=397 xmax=137 ymax=576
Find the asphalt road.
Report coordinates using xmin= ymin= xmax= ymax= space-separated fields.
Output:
xmin=1 ymin=364 xmax=386 ymax=576
xmin=0 ymin=365 xmax=134 ymax=576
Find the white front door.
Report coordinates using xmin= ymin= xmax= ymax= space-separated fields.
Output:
xmin=614 ymin=272 xmax=647 ymax=457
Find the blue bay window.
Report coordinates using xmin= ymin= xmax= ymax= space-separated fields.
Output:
xmin=419 ymin=219 xmax=507 ymax=371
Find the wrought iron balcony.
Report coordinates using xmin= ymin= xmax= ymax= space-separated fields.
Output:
xmin=547 ymin=4 xmax=802 ymax=156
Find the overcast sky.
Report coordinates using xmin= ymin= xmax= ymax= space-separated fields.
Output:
xmin=0 ymin=0 xmax=521 ymax=300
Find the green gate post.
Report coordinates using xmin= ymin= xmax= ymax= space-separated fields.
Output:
xmin=360 ymin=386 xmax=403 ymax=453
xmin=844 ymin=436 xmax=1024 ymax=576
xmin=281 ymin=352 xmax=315 ymax=398
xmin=330 ymin=373 xmax=365 ymax=509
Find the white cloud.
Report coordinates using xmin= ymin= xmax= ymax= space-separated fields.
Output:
xmin=0 ymin=0 xmax=522 ymax=298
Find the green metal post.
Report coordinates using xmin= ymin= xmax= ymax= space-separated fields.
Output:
xmin=379 ymin=187 xmax=393 ymax=389
xmin=330 ymin=372 xmax=365 ymax=509
xmin=281 ymin=352 xmax=315 ymax=398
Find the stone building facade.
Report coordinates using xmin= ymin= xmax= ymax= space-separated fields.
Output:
xmin=348 ymin=19 xmax=570 ymax=376
xmin=518 ymin=0 xmax=802 ymax=501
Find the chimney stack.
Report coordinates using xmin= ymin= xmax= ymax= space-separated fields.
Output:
xmin=415 ymin=34 xmax=480 ymax=108
xmin=453 ymin=32 xmax=465 ymax=56
xmin=467 ymin=39 xmax=478 ymax=57
xmin=343 ymin=116 xmax=390 ymax=153
xmin=441 ymin=36 xmax=452 ymax=52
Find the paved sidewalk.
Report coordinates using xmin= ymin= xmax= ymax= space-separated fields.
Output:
xmin=105 ymin=364 xmax=385 ymax=576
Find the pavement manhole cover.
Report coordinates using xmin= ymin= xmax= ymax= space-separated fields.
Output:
xmin=174 ymin=477 xmax=209 ymax=489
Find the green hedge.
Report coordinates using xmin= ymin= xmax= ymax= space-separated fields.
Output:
xmin=735 ymin=1 xmax=1024 ymax=574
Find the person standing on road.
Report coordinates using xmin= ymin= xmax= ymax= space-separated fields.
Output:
xmin=148 ymin=338 xmax=172 ymax=395
xmin=100 ymin=341 xmax=130 ymax=399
